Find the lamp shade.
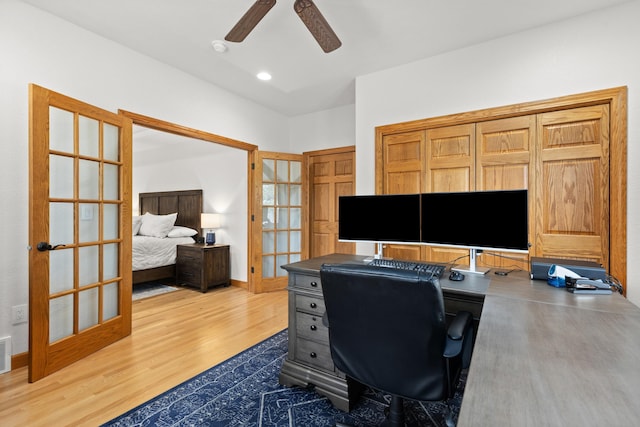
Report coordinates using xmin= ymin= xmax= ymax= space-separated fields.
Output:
xmin=201 ymin=213 xmax=221 ymax=229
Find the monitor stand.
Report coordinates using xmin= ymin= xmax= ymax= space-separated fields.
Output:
xmin=452 ymin=248 xmax=490 ymax=275
xmin=364 ymin=242 xmax=387 ymax=263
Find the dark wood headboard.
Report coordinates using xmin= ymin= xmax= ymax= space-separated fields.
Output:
xmin=138 ymin=189 xmax=203 ymax=237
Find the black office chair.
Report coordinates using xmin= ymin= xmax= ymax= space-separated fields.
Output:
xmin=320 ymin=263 xmax=474 ymax=427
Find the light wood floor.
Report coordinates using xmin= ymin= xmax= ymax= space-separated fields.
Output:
xmin=0 ymin=286 xmax=288 ymax=426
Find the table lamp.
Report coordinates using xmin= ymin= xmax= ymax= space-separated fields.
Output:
xmin=201 ymin=213 xmax=221 ymax=245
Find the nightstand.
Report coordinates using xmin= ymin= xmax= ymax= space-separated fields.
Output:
xmin=176 ymin=243 xmax=230 ymax=292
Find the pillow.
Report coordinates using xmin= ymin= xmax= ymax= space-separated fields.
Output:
xmin=167 ymin=226 xmax=198 ymax=238
xmin=132 ymin=216 xmax=143 ymax=235
xmin=138 ymin=212 xmax=177 ymax=238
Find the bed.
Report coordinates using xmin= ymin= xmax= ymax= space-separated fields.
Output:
xmin=132 ymin=189 xmax=203 ymax=284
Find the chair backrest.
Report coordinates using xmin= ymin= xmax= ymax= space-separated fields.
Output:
xmin=320 ymin=263 xmax=448 ymax=401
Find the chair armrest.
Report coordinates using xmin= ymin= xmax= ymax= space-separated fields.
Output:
xmin=443 ymin=311 xmax=473 ymax=359
xmin=447 ymin=310 xmax=472 ymax=340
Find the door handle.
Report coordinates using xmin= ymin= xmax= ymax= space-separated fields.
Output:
xmin=36 ymin=242 xmax=66 ymax=252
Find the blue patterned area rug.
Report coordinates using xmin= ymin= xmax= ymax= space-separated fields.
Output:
xmin=102 ymin=329 xmax=465 ymax=426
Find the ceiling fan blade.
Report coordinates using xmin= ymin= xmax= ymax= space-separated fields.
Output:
xmin=294 ymin=0 xmax=342 ymax=53
xmin=225 ymin=0 xmax=277 ymax=42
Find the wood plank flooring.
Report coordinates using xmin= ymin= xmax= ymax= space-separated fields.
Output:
xmin=0 ymin=286 xmax=288 ymax=426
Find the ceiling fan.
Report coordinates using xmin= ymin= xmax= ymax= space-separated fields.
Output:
xmin=225 ymin=0 xmax=342 ymax=53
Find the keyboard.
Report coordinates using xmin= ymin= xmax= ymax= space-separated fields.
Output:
xmin=369 ymin=258 xmax=445 ymax=278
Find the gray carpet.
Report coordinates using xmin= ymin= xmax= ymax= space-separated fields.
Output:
xmin=132 ymin=282 xmax=179 ymax=301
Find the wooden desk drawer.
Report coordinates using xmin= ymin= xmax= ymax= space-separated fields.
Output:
xmin=296 ymin=337 xmax=334 ymax=372
xmin=295 ymin=294 xmax=325 ymax=316
xmin=296 ymin=312 xmax=329 ymax=344
xmin=293 ymin=274 xmax=322 ymax=292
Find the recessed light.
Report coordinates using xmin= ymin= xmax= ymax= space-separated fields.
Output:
xmin=211 ymin=40 xmax=228 ymax=53
xmin=257 ymin=71 xmax=272 ymax=81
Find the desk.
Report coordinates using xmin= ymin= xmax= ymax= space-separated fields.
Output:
xmin=280 ymin=254 xmax=640 ymax=424
xmin=458 ymin=272 xmax=640 ymax=426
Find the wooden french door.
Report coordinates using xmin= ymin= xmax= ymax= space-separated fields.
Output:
xmin=29 ymin=85 xmax=132 ymax=381
xmin=252 ymin=152 xmax=303 ymax=293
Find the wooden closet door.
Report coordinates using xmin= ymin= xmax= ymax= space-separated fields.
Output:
xmin=476 ymin=116 xmax=535 ymax=270
xmin=307 ymin=148 xmax=355 ymax=258
xmin=378 ymin=130 xmax=426 ymax=260
xmin=535 ymin=105 xmax=610 ymax=266
xmin=424 ymin=124 xmax=475 ymax=263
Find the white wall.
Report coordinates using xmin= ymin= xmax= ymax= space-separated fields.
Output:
xmin=0 ymin=1 xmax=290 ymax=355
xmin=288 ymin=104 xmax=355 ymax=153
xmin=355 ymin=1 xmax=640 ymax=306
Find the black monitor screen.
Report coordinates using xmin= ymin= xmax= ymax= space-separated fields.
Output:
xmin=339 ymin=194 xmax=421 ymax=243
xmin=421 ymin=190 xmax=529 ymax=252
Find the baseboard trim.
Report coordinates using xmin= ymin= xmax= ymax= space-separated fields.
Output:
xmin=12 ymin=351 xmax=28 ymax=370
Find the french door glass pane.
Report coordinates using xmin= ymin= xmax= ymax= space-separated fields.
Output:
xmin=276 ymin=207 xmax=288 ymax=228
xmin=290 ymin=253 xmax=301 ymax=264
xmin=103 ymin=282 xmax=119 ymax=320
xmin=103 ymin=123 xmax=120 ymax=161
xmin=79 ymin=203 xmax=99 ymax=243
xmin=103 ymin=204 xmax=119 ymax=240
xmin=79 ymin=160 xmax=99 ymax=199
xmin=50 ymin=154 xmax=74 ymax=198
xmin=103 ymin=164 xmax=119 ymax=200
xmin=291 ymin=162 xmax=301 ymax=183
xmin=50 ymin=202 xmax=74 ymax=246
xmin=78 ymin=287 xmax=99 ymax=331
xmin=49 ymin=107 xmax=74 ymax=153
xmin=103 ymin=243 xmax=119 ymax=280
xmin=276 ymin=255 xmax=288 ymax=276
xmin=78 ymin=115 xmax=99 ymax=158
xmin=276 ymin=160 xmax=289 ymax=181
xmin=290 ymin=184 xmax=302 ymax=205
xmin=49 ymin=249 xmax=74 ymax=294
xmin=263 ymin=159 xmax=275 ymax=181
xmin=263 ymin=207 xmax=275 ymax=230
xmin=79 ymin=245 xmax=99 ymax=287
xmin=276 ymin=184 xmax=288 ymax=205
xmin=290 ymin=208 xmax=301 ymax=228
xmin=262 ymin=256 xmax=274 ymax=278
xmin=276 ymin=231 xmax=288 ymax=253
xmin=263 ymin=231 xmax=274 ymax=253
xmin=290 ymin=231 xmax=301 ymax=252
xmin=262 ymin=184 xmax=275 ymax=205
xmin=50 ymin=295 xmax=73 ymax=343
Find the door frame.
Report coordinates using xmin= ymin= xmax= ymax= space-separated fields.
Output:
xmin=118 ymin=111 xmax=259 ymax=291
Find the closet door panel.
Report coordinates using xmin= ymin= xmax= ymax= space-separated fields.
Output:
xmin=535 ymin=105 xmax=609 ymax=266
xmin=424 ymin=124 xmax=475 ymax=264
xmin=476 ymin=116 xmax=534 ymax=270
xmin=380 ymin=130 xmax=426 ymax=260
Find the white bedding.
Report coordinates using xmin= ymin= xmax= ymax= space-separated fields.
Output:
xmin=132 ymin=235 xmax=195 ymax=271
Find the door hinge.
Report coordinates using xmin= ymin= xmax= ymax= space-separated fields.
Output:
xmin=251 ymin=266 xmax=254 ymax=274
xmin=251 ymin=214 xmax=254 ymax=222
xmin=251 ymin=163 xmax=255 ymax=170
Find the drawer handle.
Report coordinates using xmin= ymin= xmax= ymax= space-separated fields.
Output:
xmin=310 ymin=352 xmax=317 ymax=358
xmin=310 ymin=281 xmax=318 ymax=287
xmin=310 ymin=325 xmax=317 ymax=331
xmin=310 ymin=302 xmax=317 ymax=309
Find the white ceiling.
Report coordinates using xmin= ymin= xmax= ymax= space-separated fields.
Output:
xmin=21 ymin=0 xmax=629 ymax=117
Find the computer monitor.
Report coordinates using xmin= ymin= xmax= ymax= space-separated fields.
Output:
xmin=421 ymin=189 xmax=529 ymax=274
xmin=338 ymin=194 xmax=422 ymax=256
